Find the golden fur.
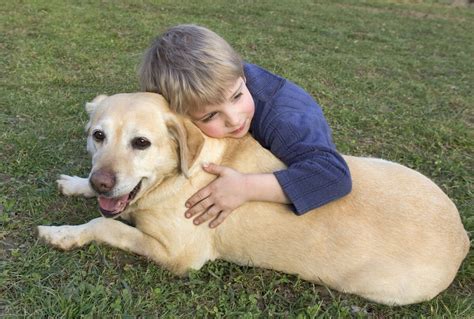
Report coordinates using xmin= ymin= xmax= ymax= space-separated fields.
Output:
xmin=38 ymin=93 xmax=469 ymax=305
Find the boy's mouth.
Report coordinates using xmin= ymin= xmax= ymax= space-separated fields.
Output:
xmin=231 ymin=120 xmax=247 ymax=135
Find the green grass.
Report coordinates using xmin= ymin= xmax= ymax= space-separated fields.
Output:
xmin=1 ymin=0 xmax=473 ymax=317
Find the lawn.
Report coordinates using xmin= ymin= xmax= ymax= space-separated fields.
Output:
xmin=1 ymin=0 xmax=473 ymax=317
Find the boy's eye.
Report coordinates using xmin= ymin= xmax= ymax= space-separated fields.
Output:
xmin=233 ymin=93 xmax=243 ymax=101
xmin=202 ymin=112 xmax=218 ymax=123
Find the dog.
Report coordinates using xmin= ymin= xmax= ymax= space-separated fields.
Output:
xmin=37 ymin=92 xmax=469 ymax=305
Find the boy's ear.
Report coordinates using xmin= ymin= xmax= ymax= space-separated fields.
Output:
xmin=85 ymin=94 xmax=108 ymax=115
xmin=165 ymin=115 xmax=204 ymax=178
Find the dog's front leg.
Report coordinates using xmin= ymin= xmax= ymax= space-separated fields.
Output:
xmin=57 ymin=174 xmax=95 ymax=197
xmin=37 ymin=218 xmax=171 ymax=264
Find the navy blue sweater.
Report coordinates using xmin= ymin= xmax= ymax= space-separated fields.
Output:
xmin=245 ymin=63 xmax=352 ymax=214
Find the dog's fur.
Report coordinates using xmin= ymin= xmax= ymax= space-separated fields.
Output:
xmin=38 ymin=93 xmax=469 ymax=305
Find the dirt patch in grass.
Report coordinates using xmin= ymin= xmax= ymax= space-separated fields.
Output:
xmin=0 ymin=231 xmax=21 ymax=260
xmin=336 ymin=2 xmax=467 ymax=22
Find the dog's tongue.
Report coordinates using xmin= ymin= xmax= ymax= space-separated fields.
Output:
xmin=98 ymin=194 xmax=129 ymax=213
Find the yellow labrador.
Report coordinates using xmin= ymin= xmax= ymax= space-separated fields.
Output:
xmin=38 ymin=93 xmax=469 ymax=305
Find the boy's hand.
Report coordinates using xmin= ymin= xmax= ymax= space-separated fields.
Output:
xmin=185 ymin=163 xmax=249 ymax=228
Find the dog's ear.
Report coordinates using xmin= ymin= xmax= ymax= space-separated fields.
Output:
xmin=84 ymin=95 xmax=108 ymax=135
xmin=166 ymin=115 xmax=205 ymax=178
xmin=85 ymin=94 xmax=108 ymax=115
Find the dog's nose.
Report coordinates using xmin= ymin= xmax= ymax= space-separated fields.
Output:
xmin=90 ymin=170 xmax=116 ymax=194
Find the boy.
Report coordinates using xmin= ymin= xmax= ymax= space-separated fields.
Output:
xmin=139 ymin=24 xmax=351 ymax=228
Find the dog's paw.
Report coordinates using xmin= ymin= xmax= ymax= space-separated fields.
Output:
xmin=37 ymin=225 xmax=85 ymax=250
xmin=57 ymin=175 xmax=95 ymax=197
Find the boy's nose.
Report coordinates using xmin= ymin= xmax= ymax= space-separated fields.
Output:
xmin=225 ymin=113 xmax=240 ymax=127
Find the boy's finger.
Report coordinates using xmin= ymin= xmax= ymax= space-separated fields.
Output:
xmin=185 ymin=197 xmax=213 ymax=218
xmin=193 ymin=205 xmax=221 ymax=225
xmin=185 ymin=188 xmax=211 ymax=208
xmin=209 ymin=210 xmax=230 ymax=228
xmin=202 ymin=163 xmax=226 ymax=175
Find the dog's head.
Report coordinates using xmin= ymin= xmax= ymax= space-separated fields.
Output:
xmin=84 ymin=93 xmax=204 ymax=218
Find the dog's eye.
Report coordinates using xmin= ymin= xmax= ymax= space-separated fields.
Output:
xmin=132 ymin=137 xmax=151 ymax=150
xmin=93 ymin=130 xmax=106 ymax=142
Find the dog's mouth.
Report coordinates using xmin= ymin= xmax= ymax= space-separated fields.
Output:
xmin=97 ymin=181 xmax=142 ymax=218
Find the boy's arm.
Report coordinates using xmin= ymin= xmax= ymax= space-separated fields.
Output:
xmin=248 ymin=81 xmax=351 ymax=215
xmin=244 ymin=172 xmax=290 ymax=204
xmin=258 ymin=111 xmax=352 ymax=215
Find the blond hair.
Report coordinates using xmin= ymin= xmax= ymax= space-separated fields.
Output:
xmin=139 ymin=24 xmax=244 ymax=115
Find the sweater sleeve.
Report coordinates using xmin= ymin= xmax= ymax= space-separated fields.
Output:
xmin=257 ymin=87 xmax=352 ymax=215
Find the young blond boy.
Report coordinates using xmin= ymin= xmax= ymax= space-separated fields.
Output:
xmin=139 ymin=24 xmax=351 ymax=228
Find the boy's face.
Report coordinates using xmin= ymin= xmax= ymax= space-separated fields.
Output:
xmin=188 ymin=77 xmax=255 ymax=139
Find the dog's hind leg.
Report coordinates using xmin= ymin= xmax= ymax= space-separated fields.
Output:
xmin=57 ymin=174 xmax=95 ymax=197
